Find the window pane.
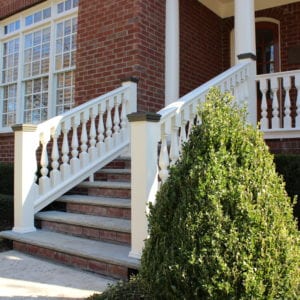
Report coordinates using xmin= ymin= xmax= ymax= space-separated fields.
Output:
xmin=2 ymin=38 xmax=19 ymax=84
xmin=24 ymin=78 xmax=48 ymax=123
xmin=56 ymin=71 xmax=74 ymax=114
xmin=2 ymin=84 xmax=17 ymax=127
xmin=55 ymin=17 xmax=77 ymax=70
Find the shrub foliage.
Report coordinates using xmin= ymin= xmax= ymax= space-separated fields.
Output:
xmin=140 ymin=88 xmax=300 ymax=299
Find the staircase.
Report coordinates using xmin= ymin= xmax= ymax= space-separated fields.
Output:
xmin=0 ymin=156 xmax=140 ymax=280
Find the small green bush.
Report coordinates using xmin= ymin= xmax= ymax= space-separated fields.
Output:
xmin=140 ymin=88 xmax=300 ymax=299
xmin=87 ymin=276 xmax=150 ymax=300
xmin=0 ymin=163 xmax=13 ymax=195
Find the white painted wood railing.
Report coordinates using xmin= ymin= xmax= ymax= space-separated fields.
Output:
xmin=129 ymin=60 xmax=256 ymax=259
xmin=256 ymin=70 xmax=300 ymax=139
xmin=13 ymin=81 xmax=137 ymax=233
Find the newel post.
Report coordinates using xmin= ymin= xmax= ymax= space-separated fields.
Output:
xmin=12 ymin=124 xmax=39 ymax=233
xmin=127 ymin=113 xmax=161 ymax=259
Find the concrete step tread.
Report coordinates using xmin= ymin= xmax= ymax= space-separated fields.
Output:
xmin=58 ymin=194 xmax=131 ymax=208
xmin=0 ymin=230 xmax=139 ymax=269
xmin=36 ymin=211 xmax=131 ymax=233
xmin=79 ymin=181 xmax=131 ymax=189
xmin=97 ymin=169 xmax=131 ymax=174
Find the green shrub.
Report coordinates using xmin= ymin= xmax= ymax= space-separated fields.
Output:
xmin=87 ymin=276 xmax=150 ymax=300
xmin=140 ymin=88 xmax=300 ymax=299
xmin=0 ymin=163 xmax=13 ymax=195
xmin=0 ymin=194 xmax=13 ymax=231
xmin=274 ymin=154 xmax=300 ymax=225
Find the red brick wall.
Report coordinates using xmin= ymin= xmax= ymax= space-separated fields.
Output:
xmin=0 ymin=0 xmax=45 ymax=19
xmin=266 ymin=138 xmax=300 ymax=154
xmin=75 ymin=0 xmax=165 ymax=112
xmin=0 ymin=133 xmax=14 ymax=162
xmin=180 ymin=0 xmax=224 ymax=96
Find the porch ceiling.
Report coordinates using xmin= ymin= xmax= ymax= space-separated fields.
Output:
xmin=199 ymin=0 xmax=299 ymax=18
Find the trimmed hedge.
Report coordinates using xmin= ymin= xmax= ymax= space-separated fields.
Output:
xmin=0 ymin=163 xmax=13 ymax=195
xmin=140 ymin=88 xmax=300 ymax=299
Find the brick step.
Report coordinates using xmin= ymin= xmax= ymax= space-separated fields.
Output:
xmin=94 ymin=169 xmax=131 ymax=182
xmin=74 ymin=181 xmax=131 ymax=198
xmin=0 ymin=230 xmax=139 ymax=280
xmin=104 ymin=156 xmax=131 ymax=169
xmin=36 ymin=211 xmax=131 ymax=245
xmin=57 ymin=194 xmax=131 ymax=219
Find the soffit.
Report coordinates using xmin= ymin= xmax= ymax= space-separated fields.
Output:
xmin=199 ymin=0 xmax=300 ymax=18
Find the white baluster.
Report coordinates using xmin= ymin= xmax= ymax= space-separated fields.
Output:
xmin=283 ymin=76 xmax=292 ymax=129
xmin=89 ymin=106 xmax=97 ymax=162
xmin=39 ymin=132 xmax=50 ymax=194
xmin=120 ymin=93 xmax=128 ymax=141
xmin=113 ymin=95 xmax=121 ymax=145
xmin=105 ymin=98 xmax=113 ymax=151
xmin=169 ymin=116 xmax=179 ymax=165
xmin=61 ymin=121 xmax=71 ymax=180
xmin=295 ymin=74 xmax=300 ymax=128
xmin=70 ymin=116 xmax=80 ymax=174
xmin=259 ymin=78 xmax=268 ymax=130
xmin=97 ymin=102 xmax=106 ymax=156
xmin=50 ymin=127 xmax=61 ymax=187
xmin=80 ymin=111 xmax=89 ymax=167
xmin=270 ymin=77 xmax=280 ymax=129
xmin=159 ymin=126 xmax=170 ymax=183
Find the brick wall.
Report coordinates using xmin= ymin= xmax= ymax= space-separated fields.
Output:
xmin=75 ymin=0 xmax=165 ymax=112
xmin=0 ymin=0 xmax=45 ymax=19
xmin=180 ymin=0 xmax=224 ymax=96
xmin=266 ymin=138 xmax=300 ymax=154
xmin=0 ymin=133 xmax=14 ymax=162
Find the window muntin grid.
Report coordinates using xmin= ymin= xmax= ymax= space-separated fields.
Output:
xmin=56 ymin=71 xmax=74 ymax=114
xmin=57 ymin=0 xmax=78 ymax=14
xmin=2 ymin=84 xmax=17 ymax=126
xmin=24 ymin=77 xmax=49 ymax=123
xmin=0 ymin=1 xmax=78 ymax=130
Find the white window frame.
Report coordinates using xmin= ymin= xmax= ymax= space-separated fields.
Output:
xmin=0 ymin=0 xmax=78 ymax=132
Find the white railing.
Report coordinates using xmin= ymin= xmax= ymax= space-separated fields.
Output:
xmin=13 ymin=81 xmax=137 ymax=233
xmin=256 ymin=70 xmax=300 ymax=139
xmin=129 ymin=60 xmax=256 ymax=259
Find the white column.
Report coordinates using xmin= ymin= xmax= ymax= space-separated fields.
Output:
xmin=235 ymin=0 xmax=257 ymax=126
xmin=165 ymin=0 xmax=180 ymax=106
xmin=234 ymin=0 xmax=256 ymax=60
xmin=12 ymin=124 xmax=39 ymax=233
xmin=127 ymin=113 xmax=161 ymax=259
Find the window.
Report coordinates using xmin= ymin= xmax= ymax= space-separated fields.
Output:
xmin=0 ymin=0 xmax=78 ymax=131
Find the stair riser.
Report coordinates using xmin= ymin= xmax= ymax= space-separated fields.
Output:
xmin=105 ymin=159 xmax=131 ymax=169
xmin=93 ymin=173 xmax=131 ymax=182
xmin=13 ymin=241 xmax=130 ymax=280
xmin=71 ymin=187 xmax=131 ymax=198
xmin=66 ymin=203 xmax=131 ymax=219
xmin=37 ymin=220 xmax=131 ymax=245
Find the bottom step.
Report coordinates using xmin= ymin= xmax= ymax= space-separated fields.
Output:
xmin=0 ymin=230 xmax=139 ymax=280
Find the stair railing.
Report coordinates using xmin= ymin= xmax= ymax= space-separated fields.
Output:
xmin=12 ymin=80 xmax=137 ymax=233
xmin=256 ymin=70 xmax=300 ymax=138
xmin=129 ymin=60 xmax=256 ymax=259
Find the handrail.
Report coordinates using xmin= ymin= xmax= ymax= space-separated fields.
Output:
xmin=13 ymin=81 xmax=137 ymax=233
xmin=157 ymin=61 xmax=252 ymax=183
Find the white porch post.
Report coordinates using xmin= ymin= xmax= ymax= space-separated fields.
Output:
xmin=127 ymin=113 xmax=161 ymax=259
xmin=12 ymin=124 xmax=39 ymax=233
xmin=165 ymin=0 xmax=179 ymax=106
xmin=234 ymin=0 xmax=257 ymax=126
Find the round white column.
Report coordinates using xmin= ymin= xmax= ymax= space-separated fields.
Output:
xmin=234 ymin=0 xmax=256 ymax=60
xmin=165 ymin=0 xmax=179 ymax=106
